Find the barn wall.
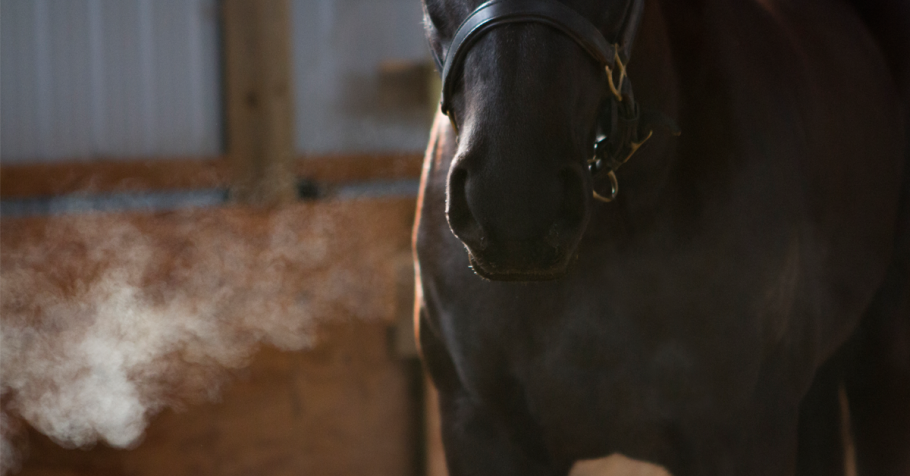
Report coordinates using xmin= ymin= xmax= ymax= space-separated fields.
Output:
xmin=0 ymin=0 xmax=432 ymax=163
xmin=0 ymin=0 xmax=434 ymax=472
xmin=1 ymin=198 xmax=421 ymax=476
xmin=0 ymin=0 xmax=222 ymax=162
xmin=15 ymin=324 xmax=421 ymax=476
xmin=290 ymin=0 xmax=432 ymax=154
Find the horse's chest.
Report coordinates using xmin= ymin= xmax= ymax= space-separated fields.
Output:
xmin=455 ymin=299 xmax=766 ymax=458
xmin=431 ymin=225 xmax=821 ymax=456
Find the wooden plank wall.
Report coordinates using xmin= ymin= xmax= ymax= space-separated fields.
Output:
xmin=0 ymin=0 xmax=430 ymax=474
xmin=14 ymin=325 xmax=420 ymax=476
xmin=1 ymin=198 xmax=422 ymax=476
xmin=222 ymin=0 xmax=296 ymax=205
xmin=0 ymin=154 xmax=422 ymax=199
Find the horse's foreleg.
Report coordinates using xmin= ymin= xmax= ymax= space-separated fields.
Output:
xmin=417 ymin=307 xmax=569 ymax=476
xmin=434 ymin=389 xmax=570 ymax=476
xmin=678 ymin=409 xmax=800 ymax=476
xmin=845 ymin=261 xmax=910 ymax=476
xmin=796 ymin=345 xmax=849 ymax=476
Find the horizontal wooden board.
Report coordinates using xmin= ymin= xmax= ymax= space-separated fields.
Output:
xmin=1 ymin=197 xmax=417 ymax=326
xmin=0 ymin=153 xmax=423 ymax=199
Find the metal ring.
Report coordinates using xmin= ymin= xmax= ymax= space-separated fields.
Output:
xmin=592 ymin=170 xmax=619 ymax=202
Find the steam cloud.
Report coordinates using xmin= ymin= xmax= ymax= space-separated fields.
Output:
xmin=0 ymin=206 xmax=396 ymax=474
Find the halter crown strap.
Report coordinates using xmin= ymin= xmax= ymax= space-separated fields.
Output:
xmin=435 ymin=0 xmax=644 ymax=115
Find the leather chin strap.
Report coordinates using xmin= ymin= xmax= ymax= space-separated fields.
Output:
xmin=430 ymin=0 xmax=673 ymax=203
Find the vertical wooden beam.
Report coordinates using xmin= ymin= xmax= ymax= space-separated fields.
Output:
xmin=222 ymin=0 xmax=296 ymax=205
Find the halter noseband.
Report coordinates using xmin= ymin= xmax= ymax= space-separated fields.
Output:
xmin=430 ymin=0 xmax=652 ymax=202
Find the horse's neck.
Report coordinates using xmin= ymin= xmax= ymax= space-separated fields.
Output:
xmin=631 ymin=0 xmax=679 ymax=113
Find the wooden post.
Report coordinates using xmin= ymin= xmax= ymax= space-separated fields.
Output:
xmin=222 ymin=0 xmax=296 ymax=205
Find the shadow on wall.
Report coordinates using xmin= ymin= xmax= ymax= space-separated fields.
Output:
xmin=341 ymin=61 xmax=436 ymax=122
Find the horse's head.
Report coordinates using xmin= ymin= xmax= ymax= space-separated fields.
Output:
xmin=423 ymin=0 xmax=646 ymax=281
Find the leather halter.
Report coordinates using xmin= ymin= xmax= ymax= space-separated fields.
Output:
xmin=429 ymin=0 xmax=652 ymax=202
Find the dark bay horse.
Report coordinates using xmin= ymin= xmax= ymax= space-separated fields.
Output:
xmin=413 ymin=0 xmax=910 ymax=474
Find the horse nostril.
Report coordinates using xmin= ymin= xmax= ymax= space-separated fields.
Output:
xmin=446 ymin=167 xmax=486 ymax=249
xmin=446 ymin=167 xmax=469 ymax=229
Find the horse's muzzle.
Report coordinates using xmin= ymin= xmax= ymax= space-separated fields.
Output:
xmin=446 ymin=164 xmax=590 ymax=281
xmin=465 ymin=236 xmax=575 ymax=281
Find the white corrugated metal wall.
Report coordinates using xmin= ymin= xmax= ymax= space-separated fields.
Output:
xmin=0 ymin=0 xmax=223 ymax=163
xmin=0 ymin=0 xmax=431 ymax=164
xmin=292 ymin=0 xmax=431 ymax=153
